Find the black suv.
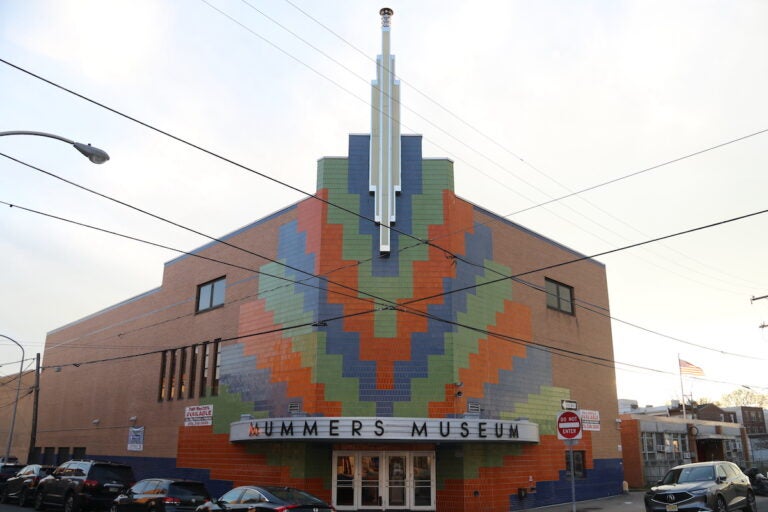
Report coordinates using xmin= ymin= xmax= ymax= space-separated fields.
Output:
xmin=35 ymin=460 xmax=135 ymax=512
xmin=113 ymin=479 xmax=211 ymax=512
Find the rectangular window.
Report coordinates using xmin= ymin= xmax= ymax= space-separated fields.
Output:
xmin=43 ymin=447 xmax=56 ymax=466
xmin=57 ymin=447 xmax=70 ymax=465
xmin=188 ymin=345 xmax=198 ymax=399
xmin=197 ymin=277 xmax=226 ymax=312
xmin=178 ymin=347 xmax=187 ymax=399
xmin=545 ymin=278 xmax=574 ymax=314
xmin=211 ymin=339 xmax=221 ymax=397
xmin=167 ymin=349 xmax=177 ymax=400
xmin=199 ymin=342 xmax=210 ymax=398
xmin=564 ymin=450 xmax=585 ymax=478
xmin=72 ymin=447 xmax=86 ymax=459
xmin=158 ymin=351 xmax=168 ymax=402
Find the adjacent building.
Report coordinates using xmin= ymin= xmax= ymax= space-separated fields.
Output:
xmin=620 ymin=407 xmax=752 ymax=488
xmin=30 ymin=9 xmax=623 ymax=512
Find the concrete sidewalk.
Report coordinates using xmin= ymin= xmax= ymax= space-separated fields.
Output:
xmin=529 ymin=492 xmax=645 ymax=512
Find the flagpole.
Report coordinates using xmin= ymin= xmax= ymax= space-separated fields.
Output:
xmin=678 ymin=354 xmax=687 ymax=419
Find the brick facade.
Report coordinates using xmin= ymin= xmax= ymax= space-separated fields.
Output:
xmin=35 ymin=134 xmax=622 ymax=511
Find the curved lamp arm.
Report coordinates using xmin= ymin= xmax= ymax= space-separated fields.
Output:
xmin=0 ymin=130 xmax=110 ymax=164
xmin=0 ymin=334 xmax=25 ymax=464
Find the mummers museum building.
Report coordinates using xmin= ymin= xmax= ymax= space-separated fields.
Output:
xmin=34 ymin=9 xmax=623 ymax=512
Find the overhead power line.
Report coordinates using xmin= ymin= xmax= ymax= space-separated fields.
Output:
xmin=229 ymin=0 xmax=768 ymax=296
xmin=3 ymin=55 xmax=767 ymax=307
xmin=5 ymin=169 xmax=768 ymax=365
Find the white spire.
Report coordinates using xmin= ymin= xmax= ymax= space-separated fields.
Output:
xmin=370 ymin=7 xmax=401 ymax=255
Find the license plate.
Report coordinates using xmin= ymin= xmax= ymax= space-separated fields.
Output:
xmin=666 ymin=505 xmax=678 ymax=512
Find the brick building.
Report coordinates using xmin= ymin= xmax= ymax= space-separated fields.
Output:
xmin=32 ymin=9 xmax=623 ymax=512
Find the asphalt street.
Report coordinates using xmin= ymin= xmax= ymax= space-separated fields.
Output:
xmin=534 ymin=491 xmax=768 ymax=512
xmin=0 ymin=493 xmax=764 ymax=512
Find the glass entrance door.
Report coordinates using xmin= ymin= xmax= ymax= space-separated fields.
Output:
xmin=386 ymin=454 xmax=407 ymax=508
xmin=332 ymin=451 xmax=435 ymax=511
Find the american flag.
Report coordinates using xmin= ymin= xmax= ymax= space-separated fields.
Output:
xmin=679 ymin=359 xmax=704 ymax=376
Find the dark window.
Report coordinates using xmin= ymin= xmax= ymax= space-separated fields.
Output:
xmin=199 ymin=343 xmax=210 ymax=398
xmin=43 ymin=447 xmax=55 ymax=466
xmin=211 ymin=339 xmax=221 ymax=397
xmin=57 ymin=447 xmax=70 ymax=465
xmin=189 ymin=345 xmax=198 ymax=399
xmin=178 ymin=347 xmax=187 ymax=399
xmin=546 ymin=278 xmax=574 ymax=314
xmin=72 ymin=447 xmax=86 ymax=459
xmin=158 ymin=351 xmax=167 ymax=402
xmin=167 ymin=350 xmax=177 ymax=400
xmin=565 ymin=450 xmax=586 ymax=478
xmin=197 ymin=277 xmax=226 ymax=313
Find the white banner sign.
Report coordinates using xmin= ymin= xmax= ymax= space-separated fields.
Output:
xmin=185 ymin=405 xmax=214 ymax=426
xmin=127 ymin=426 xmax=144 ymax=451
xmin=580 ymin=409 xmax=601 ymax=431
xmin=230 ymin=417 xmax=539 ymax=443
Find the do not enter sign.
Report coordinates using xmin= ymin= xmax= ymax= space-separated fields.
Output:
xmin=557 ymin=411 xmax=582 ymax=440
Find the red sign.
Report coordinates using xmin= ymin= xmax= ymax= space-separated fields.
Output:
xmin=557 ymin=411 xmax=582 ymax=440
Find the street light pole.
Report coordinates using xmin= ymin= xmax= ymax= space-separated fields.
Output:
xmin=0 ymin=334 xmax=25 ymax=463
xmin=0 ymin=131 xmax=108 ymax=463
xmin=0 ymin=130 xmax=110 ymax=164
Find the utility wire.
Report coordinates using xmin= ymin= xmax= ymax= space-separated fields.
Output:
xmin=271 ymin=0 xmax=768 ymax=293
xmin=3 ymin=59 xmax=766 ymax=380
xmin=4 ymin=55 xmax=766 ymax=312
xmin=10 ymin=187 xmax=767 ymax=370
xmin=4 ymin=147 xmax=767 ymax=362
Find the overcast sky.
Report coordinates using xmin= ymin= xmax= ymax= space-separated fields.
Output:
xmin=2 ymin=0 xmax=767 ymax=408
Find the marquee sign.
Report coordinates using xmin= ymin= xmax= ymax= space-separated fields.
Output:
xmin=230 ymin=417 xmax=540 ymax=443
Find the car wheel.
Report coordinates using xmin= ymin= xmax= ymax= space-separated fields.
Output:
xmin=34 ymin=491 xmax=45 ymax=511
xmin=64 ymin=493 xmax=80 ymax=512
xmin=714 ymin=495 xmax=728 ymax=512
xmin=744 ymin=490 xmax=756 ymax=512
xmin=0 ymin=487 xmax=8 ymax=504
xmin=19 ymin=488 xmax=29 ymax=507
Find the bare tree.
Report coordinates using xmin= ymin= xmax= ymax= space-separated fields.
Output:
xmin=718 ymin=388 xmax=768 ymax=407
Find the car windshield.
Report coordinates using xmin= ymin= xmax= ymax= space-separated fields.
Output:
xmin=169 ymin=482 xmax=210 ymax=500
xmin=264 ymin=487 xmax=325 ymax=505
xmin=663 ymin=466 xmax=715 ymax=484
xmin=0 ymin=465 xmax=23 ymax=476
xmin=90 ymin=465 xmax=135 ymax=483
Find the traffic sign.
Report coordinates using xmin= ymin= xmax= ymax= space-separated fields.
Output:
xmin=560 ymin=399 xmax=578 ymax=410
xmin=557 ymin=411 xmax=582 ymax=440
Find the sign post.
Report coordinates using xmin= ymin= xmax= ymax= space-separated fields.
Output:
xmin=557 ymin=411 xmax=582 ymax=512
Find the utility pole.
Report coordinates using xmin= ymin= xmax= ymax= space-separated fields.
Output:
xmin=27 ymin=354 xmax=40 ymax=464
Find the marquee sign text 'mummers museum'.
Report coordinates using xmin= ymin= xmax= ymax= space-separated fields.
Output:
xmin=229 ymin=417 xmax=540 ymax=443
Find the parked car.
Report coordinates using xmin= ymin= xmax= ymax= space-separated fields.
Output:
xmin=111 ymin=479 xmax=211 ymax=512
xmin=196 ymin=486 xmax=334 ymax=512
xmin=34 ymin=460 xmax=135 ymax=512
xmin=644 ymin=461 xmax=756 ymax=512
xmin=0 ymin=463 xmax=25 ymax=482
xmin=1 ymin=464 xmax=55 ymax=506
xmin=0 ymin=463 xmax=26 ymax=491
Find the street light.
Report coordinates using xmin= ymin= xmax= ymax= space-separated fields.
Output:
xmin=0 ymin=130 xmax=106 ymax=463
xmin=0 ymin=334 xmax=25 ymax=464
xmin=0 ymin=130 xmax=110 ymax=164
